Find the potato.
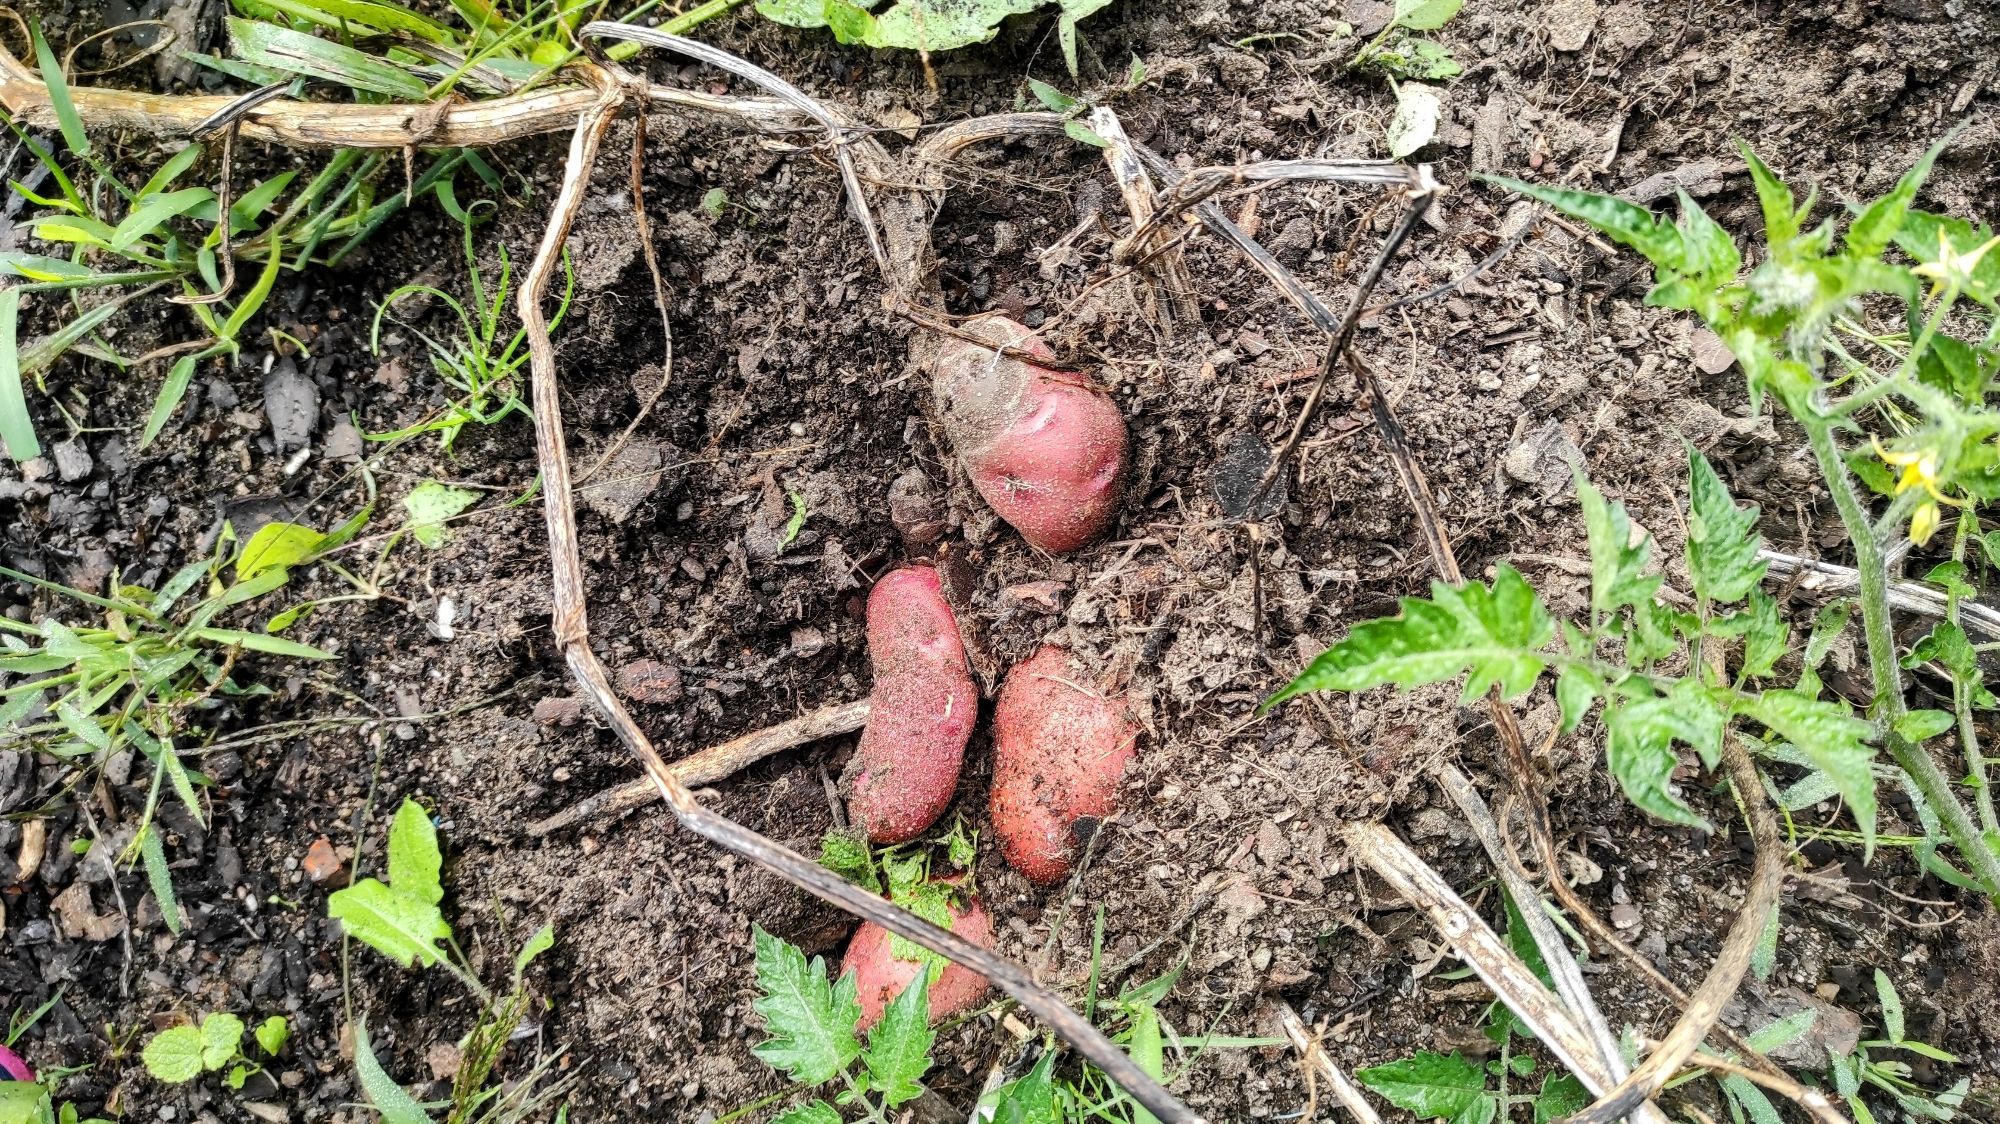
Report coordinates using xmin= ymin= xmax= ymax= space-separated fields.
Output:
xmin=989 ymin=645 xmax=1139 ymax=884
xmin=847 ymin=566 xmax=979 ymax=843
xmin=932 ymin=317 xmax=1128 ymax=553
xmin=841 ymin=890 xmax=994 ymax=1029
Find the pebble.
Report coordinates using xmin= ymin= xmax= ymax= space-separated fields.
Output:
xmin=52 ymin=439 xmax=93 ymax=482
xmin=617 ymin=660 xmax=684 ymax=705
xmin=302 ymin=837 xmax=343 ymax=884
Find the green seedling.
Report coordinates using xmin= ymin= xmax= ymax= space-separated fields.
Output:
xmin=1020 ymin=63 xmax=1149 ymax=150
xmin=1824 ymin=971 xmax=1971 ymax=1123
xmin=757 ymin=0 xmax=1110 ymax=76
xmin=1350 ymin=0 xmax=1464 ymax=80
xmin=818 ymin=817 xmax=978 ymax=986
xmin=140 ymin=1013 xmax=289 ymax=1090
xmin=328 ymin=798 xmax=561 ymax=1124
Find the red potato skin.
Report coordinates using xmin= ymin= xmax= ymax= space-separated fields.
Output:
xmin=990 ymin=645 xmax=1140 ymax=884
xmin=847 ymin=566 xmax=979 ymax=843
xmin=932 ymin=317 xmax=1128 ymax=554
xmin=841 ymin=894 xmax=994 ymax=1030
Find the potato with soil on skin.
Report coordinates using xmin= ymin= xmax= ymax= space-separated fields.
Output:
xmin=841 ymin=890 xmax=994 ymax=1029
xmin=932 ymin=316 xmax=1128 ymax=554
xmin=846 ymin=565 xmax=979 ymax=843
xmin=990 ymin=645 xmax=1140 ymax=884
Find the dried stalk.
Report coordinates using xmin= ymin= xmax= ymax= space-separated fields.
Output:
xmin=1271 ymin=999 xmax=1384 ymax=1124
xmin=527 ymin=699 xmax=871 ymax=837
xmin=1090 ymin=105 xmax=1198 ymax=327
xmin=1760 ymin=548 xmax=2000 ymax=639
xmin=1634 ymin=1038 xmax=1848 ymax=1124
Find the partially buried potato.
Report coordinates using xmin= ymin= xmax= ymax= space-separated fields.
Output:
xmin=989 ymin=645 xmax=1139 ymax=884
xmin=846 ymin=566 xmax=978 ymax=843
xmin=841 ymin=887 xmax=993 ymax=1029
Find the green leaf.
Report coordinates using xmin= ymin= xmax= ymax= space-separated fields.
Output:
xmin=142 ymin=1026 xmax=206 ymax=1083
xmin=1386 ymin=82 xmax=1442 ymax=160
xmin=1738 ymin=589 xmax=1788 ymax=680
xmin=1482 ymin=176 xmax=1683 ymax=275
xmin=1721 ymin=1075 xmax=1784 ymax=1124
xmin=1846 ymin=134 xmax=1948 ymax=262
xmin=1750 ymin=898 xmax=1780 ymax=980
xmin=254 ymin=1015 xmax=291 ymax=1057
xmin=1894 ymin=709 xmax=1954 ymax=743
xmin=220 ymin=231 xmax=284 ymax=342
xmin=1578 ymin=475 xmax=1661 ymax=618
xmin=137 ymin=143 xmax=206 ymax=201
xmin=1747 ymin=1008 xmax=1816 ymax=1054
xmin=111 ymin=188 xmax=217 ymax=251
xmin=402 ymin=480 xmax=481 ymax=548
xmin=1874 ymin=969 xmax=1904 ymax=1044
xmin=191 ymin=627 xmax=333 ymax=659
xmin=754 ymin=0 xmax=830 ymax=28
xmin=227 ymin=17 xmax=428 ymax=100
xmin=770 ymin=1103 xmax=841 ymax=1124
xmin=750 ymin=925 xmax=862 ymax=1086
xmin=818 ymin=830 xmax=882 ymax=894
xmin=0 ymin=1081 xmax=50 ymax=1121
xmin=224 ymin=171 xmax=302 ymax=236
xmin=327 ymin=878 xmax=452 ymax=968
xmin=258 ymin=0 xmax=455 ymax=41
xmin=863 ymin=969 xmax=934 ymax=1107
xmin=1737 ymin=141 xmax=1798 ymax=246
xmin=1355 ymin=1051 xmax=1497 ymax=1124
xmin=824 ymin=1 xmax=877 ymax=44
xmin=0 ymin=287 xmax=40 ymax=461
xmin=30 ymin=21 xmax=90 ymax=159
xmin=1267 ymin=566 xmax=1552 ymax=710
xmin=1738 ymin=691 xmax=1876 ymax=850
xmin=1063 ymin=119 xmax=1108 ymax=148
xmin=1687 ymin=448 xmax=1766 ymax=604
xmin=1554 ymin=665 xmax=1600 ymax=734
xmin=1674 ymin=189 xmax=1741 ymax=287
xmin=1056 ymin=0 xmax=1111 ymax=75
xmin=387 ymin=797 xmax=443 ymax=906
xmin=985 ymin=1051 xmax=1057 ymax=1123
xmin=1532 ymin=1073 xmax=1588 ymax=1124
xmin=1898 ymin=209 xmax=2000 ymax=308
xmin=1393 ymin=0 xmax=1462 ymax=30
xmin=225 ymin=1064 xmax=249 ymax=1090
xmin=199 ymin=1012 xmax=244 ymax=1070
xmin=236 ymin=522 xmax=325 ymax=581
xmin=141 ymin=354 xmax=200 ymax=449
xmin=1026 ymin=78 xmax=1076 ymax=112
xmin=862 ymin=0 xmax=1043 ymax=51
xmin=514 ymin=923 xmax=555 ymax=980
xmin=354 ymin=1019 xmax=436 ymax=1124
xmin=1603 ymin=680 xmax=1726 ymax=827
xmin=886 ymin=877 xmax=955 ymax=986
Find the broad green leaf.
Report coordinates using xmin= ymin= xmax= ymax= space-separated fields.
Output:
xmin=1387 ymin=82 xmax=1442 ymax=160
xmin=863 ymin=0 xmax=1043 ymax=51
xmin=0 ymin=287 xmax=39 ymax=461
xmin=1846 ymin=134 xmax=1948 ymax=262
xmin=199 ymin=1012 xmax=244 ymax=1070
xmin=1268 ymin=567 xmax=1552 ymax=709
xmin=1533 ymin=1073 xmax=1588 ymax=1124
xmin=255 ymin=1015 xmax=291 ymax=1057
xmin=1027 ymin=78 xmax=1077 ymax=112
xmin=824 ymin=1 xmax=876 ymax=42
xmin=1674 ymin=189 xmax=1741 ymax=288
xmin=137 ymin=143 xmax=206 ymax=200
xmin=1893 ymin=709 xmax=1954 ymax=743
xmin=236 ymin=521 xmax=325 ymax=581
xmin=886 ymin=877 xmax=954 ymax=986
xmin=1897 ymin=209 xmax=2000 ymax=308
xmin=750 ymin=925 xmax=862 ymax=1086
xmin=111 ymin=188 xmax=217 ymax=251
xmin=227 ymin=17 xmax=428 ymax=100
xmin=1603 ymin=680 xmax=1726 ymax=827
xmin=142 ymin=1026 xmax=206 ymax=1083
xmin=218 ymin=560 xmax=290 ymax=607
xmin=819 ymin=830 xmax=883 ymax=894
xmin=1393 ymin=0 xmax=1461 ymax=30
xmin=1737 ymin=141 xmax=1797 ymax=246
xmin=770 ymin=1103 xmax=841 ymax=1124
xmin=1577 ymin=475 xmax=1660 ymax=618
xmin=387 ymin=797 xmax=444 ymax=905
xmin=0 ymin=1082 xmax=47 ymax=1119
xmin=1482 ymin=176 xmax=1683 ymax=275
xmin=1355 ymin=1051 xmax=1496 ymax=1124
xmin=328 ymin=878 xmax=452 ymax=968
xmin=985 ymin=1051 xmax=1057 ymax=1123
xmin=754 ymin=0 xmax=829 ymax=28
xmin=142 ymin=354 xmax=201 ymax=449
xmin=1063 ymin=119 xmax=1107 ymax=148
xmin=1687 ymin=448 xmax=1765 ymax=604
xmin=1556 ymin=664 xmax=1602 ymax=736
xmin=354 ymin=1020 xmax=436 ymax=1124
xmin=1128 ymin=1003 xmax=1165 ymax=1124
xmin=514 ymin=923 xmax=555 ymax=980
xmin=402 ymin=480 xmax=481 ymax=548
xmin=1738 ymin=589 xmax=1788 ymax=680
xmin=1874 ymin=969 xmax=1904 ymax=1044
xmin=1738 ymin=691 xmax=1876 ymax=849
xmin=863 ymin=970 xmax=934 ymax=1107
xmin=1903 ymin=620 xmax=1977 ymax=680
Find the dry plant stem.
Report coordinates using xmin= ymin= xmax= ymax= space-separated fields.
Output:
xmin=1271 ymin=999 xmax=1384 ymax=1124
xmin=1565 ymin=738 xmax=1784 ymax=1124
xmin=1089 ymin=106 xmax=1198 ymax=327
xmin=580 ymin=105 xmax=676 ymax=486
xmin=514 ymin=66 xmax=1199 ymax=1124
xmin=1759 ymin=547 xmax=2000 ymax=639
xmin=526 ymin=699 xmax=871 ymax=837
xmin=1633 ymin=1039 xmax=1849 ymax=1124
xmin=1342 ymin=821 xmax=1657 ymax=1112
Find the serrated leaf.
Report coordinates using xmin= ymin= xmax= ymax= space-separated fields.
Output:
xmin=354 ymin=1019 xmax=436 ymax=1124
xmin=254 ymin=1016 xmax=291 ymax=1057
xmin=1846 ymin=135 xmax=1948 ymax=263
xmin=1356 ymin=1051 xmax=1496 ymax=1124
xmin=751 ymin=925 xmax=862 ymax=1085
xmin=142 ymin=1026 xmax=206 ymax=1083
xmin=328 ymin=878 xmax=451 ymax=968
xmin=1739 ymin=691 xmax=1876 ymax=849
xmin=770 ymin=1102 xmax=841 ymax=1124
xmin=1578 ymin=475 xmax=1661 ymax=619
xmin=1532 ymin=1073 xmax=1588 ymax=1124
xmin=1739 ymin=589 xmax=1788 ymax=679
xmin=1674 ymin=189 xmax=1742 ymax=288
xmin=1387 ymin=82 xmax=1442 ymax=160
xmin=1603 ymin=680 xmax=1726 ymax=827
xmin=1874 ymin=969 xmax=1904 ymax=1044
xmin=1737 ymin=141 xmax=1798 ymax=246
xmin=1687 ymin=448 xmax=1766 ymax=604
xmin=818 ymin=830 xmax=883 ymax=893
xmin=402 ymin=481 xmax=480 ymax=549
xmin=236 ymin=521 xmax=325 ymax=581
xmin=863 ymin=969 xmax=933 ymax=1106
xmin=199 ymin=1012 xmax=244 ymax=1070
xmin=1267 ymin=567 xmax=1552 ymax=710
xmin=1482 ymin=176 xmax=1684 ymax=275
xmin=387 ymin=797 xmax=443 ymax=906
xmin=985 ymin=1050 xmax=1057 ymax=1123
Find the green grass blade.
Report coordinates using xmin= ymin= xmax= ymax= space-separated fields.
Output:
xmin=221 ymin=231 xmax=284 ymax=341
xmin=29 ymin=21 xmax=91 ymax=158
xmin=227 ymin=17 xmax=429 ymax=99
xmin=0 ymin=289 xmax=40 ymax=461
xmin=18 ymin=285 xmax=150 ymax=382
xmin=141 ymin=353 xmax=201 ymax=449
xmin=112 ymin=187 xmax=218 ymax=251
xmin=137 ymin=143 xmax=206 ymax=200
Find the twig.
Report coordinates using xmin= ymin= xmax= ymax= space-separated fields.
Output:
xmin=1271 ymin=999 xmax=1384 ymax=1124
xmin=1759 ymin=547 xmax=2000 ymax=639
xmin=526 ymin=699 xmax=871 ymax=837
xmin=1090 ymin=105 xmax=1198 ymax=328
xmin=1633 ymin=1038 xmax=1849 ymax=1124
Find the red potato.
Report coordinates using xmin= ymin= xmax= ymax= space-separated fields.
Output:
xmin=932 ymin=317 xmax=1128 ymax=554
xmin=842 ymin=891 xmax=994 ymax=1030
xmin=847 ymin=566 xmax=979 ymax=843
xmin=990 ymin=645 xmax=1140 ymax=884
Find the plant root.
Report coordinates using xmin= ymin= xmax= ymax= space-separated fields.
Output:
xmin=1271 ymin=998 xmax=1383 ymax=1124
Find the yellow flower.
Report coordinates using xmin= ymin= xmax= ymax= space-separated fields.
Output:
xmin=1911 ymin=501 xmax=1941 ymax=546
xmin=1910 ymin=228 xmax=2000 ymax=297
xmin=1872 ymin=436 xmax=1947 ymax=501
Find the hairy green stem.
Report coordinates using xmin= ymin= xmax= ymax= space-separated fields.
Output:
xmin=1805 ymin=417 xmax=2000 ymax=897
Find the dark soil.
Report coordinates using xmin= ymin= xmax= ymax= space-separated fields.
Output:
xmin=5 ymin=0 xmax=2000 ymax=1121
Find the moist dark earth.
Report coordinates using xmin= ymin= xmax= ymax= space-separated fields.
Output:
xmin=5 ymin=0 xmax=2000 ymax=1120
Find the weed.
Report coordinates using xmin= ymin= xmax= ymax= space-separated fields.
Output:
xmin=329 ymin=798 xmax=561 ymax=1123
xmin=139 ymin=1012 xmax=289 ymax=1090
xmin=1824 ymin=971 xmax=1971 ymax=1123
xmin=1021 ymin=61 xmax=1149 ymax=149
xmin=757 ymin=0 xmax=1110 ymax=75
xmin=1349 ymin=0 xmax=1464 ymax=80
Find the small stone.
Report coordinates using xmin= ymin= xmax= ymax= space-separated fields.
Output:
xmin=1545 ymin=0 xmax=1598 ymax=50
xmin=790 ymin=627 xmax=827 ymax=658
xmin=533 ymin=697 xmax=587 ymax=726
xmin=617 ymin=659 xmax=684 ymax=705
xmin=887 ymin=470 xmax=946 ymax=548
xmin=1690 ymin=327 xmax=1737 ymax=375
xmin=243 ymin=1105 xmax=289 ymax=1124
xmin=52 ymin=439 xmax=93 ymax=482
xmin=302 ymin=836 xmax=344 ymax=884
xmin=427 ymin=1042 xmax=462 ymax=1081
xmin=1610 ymin=902 xmax=1640 ymax=929
xmin=263 ymin=357 xmax=319 ymax=453
xmin=324 ymin=417 xmax=364 ymax=460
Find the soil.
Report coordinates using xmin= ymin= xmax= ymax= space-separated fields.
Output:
xmin=5 ymin=0 xmax=2000 ymax=1121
